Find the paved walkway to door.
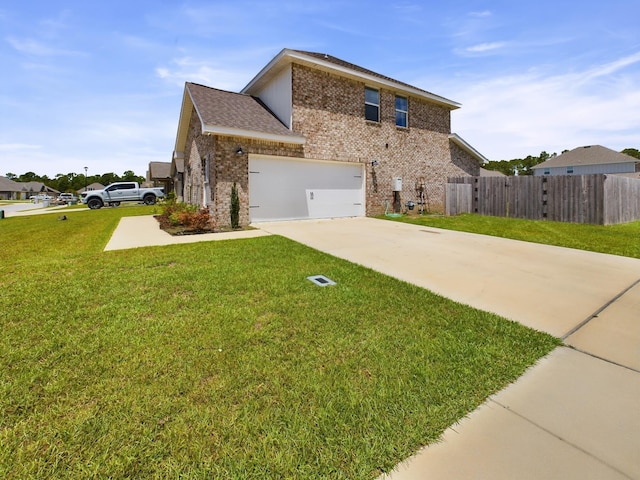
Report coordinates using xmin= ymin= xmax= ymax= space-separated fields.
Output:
xmin=258 ymin=217 xmax=640 ymax=480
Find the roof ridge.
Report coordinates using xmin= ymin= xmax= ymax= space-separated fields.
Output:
xmin=288 ymin=49 xmax=453 ymax=104
xmin=186 ymin=82 xmax=252 ymax=97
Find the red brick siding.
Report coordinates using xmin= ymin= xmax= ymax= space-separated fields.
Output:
xmin=291 ymin=64 xmax=478 ymax=214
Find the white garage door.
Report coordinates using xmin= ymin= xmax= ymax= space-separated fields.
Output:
xmin=249 ymin=155 xmax=365 ymax=222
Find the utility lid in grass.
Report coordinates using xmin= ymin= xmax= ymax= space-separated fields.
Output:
xmin=307 ymin=275 xmax=336 ymax=286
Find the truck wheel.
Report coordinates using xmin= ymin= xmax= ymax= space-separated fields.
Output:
xmin=87 ymin=198 xmax=103 ymax=210
xmin=143 ymin=194 xmax=156 ymax=205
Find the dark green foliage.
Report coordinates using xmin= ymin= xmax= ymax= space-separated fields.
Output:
xmin=483 ymin=151 xmax=554 ymax=176
xmin=230 ymin=182 xmax=240 ymax=229
xmin=621 ymin=148 xmax=640 ymax=159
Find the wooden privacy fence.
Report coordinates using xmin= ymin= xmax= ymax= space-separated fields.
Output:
xmin=446 ymin=174 xmax=640 ymax=225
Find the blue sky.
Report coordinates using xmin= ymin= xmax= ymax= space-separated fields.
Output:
xmin=1 ymin=0 xmax=639 ymax=178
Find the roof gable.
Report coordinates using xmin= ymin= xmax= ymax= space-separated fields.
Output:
xmin=533 ymin=145 xmax=638 ymax=169
xmin=174 ymin=83 xmax=304 ymax=155
xmin=242 ymin=49 xmax=460 ymax=109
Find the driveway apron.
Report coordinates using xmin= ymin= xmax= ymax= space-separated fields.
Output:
xmin=257 ymin=217 xmax=640 ymax=480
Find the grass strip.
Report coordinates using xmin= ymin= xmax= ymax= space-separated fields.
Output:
xmin=381 ymin=213 xmax=640 ymax=259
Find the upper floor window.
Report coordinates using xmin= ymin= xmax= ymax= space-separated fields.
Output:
xmin=395 ymin=95 xmax=408 ymax=128
xmin=567 ymin=166 xmax=574 ymax=174
xmin=365 ymin=87 xmax=379 ymax=122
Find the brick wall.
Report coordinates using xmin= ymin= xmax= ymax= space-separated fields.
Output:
xmin=291 ymin=64 xmax=478 ymax=214
xmin=211 ymin=137 xmax=303 ymax=227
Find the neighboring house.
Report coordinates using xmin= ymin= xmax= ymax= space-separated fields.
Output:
xmin=479 ymin=167 xmax=506 ymax=177
xmin=78 ymin=182 xmax=105 ymax=194
xmin=147 ymin=161 xmax=172 ymax=193
xmin=18 ymin=181 xmax=59 ymax=199
xmin=172 ymin=48 xmax=487 ymax=227
xmin=171 ymin=157 xmax=185 ymax=201
xmin=532 ymin=145 xmax=639 ymax=176
xmin=0 ymin=176 xmax=22 ymax=200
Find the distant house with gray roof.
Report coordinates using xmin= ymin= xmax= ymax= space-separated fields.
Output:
xmin=479 ymin=167 xmax=506 ymax=177
xmin=532 ymin=145 xmax=639 ymax=176
xmin=147 ymin=161 xmax=172 ymax=192
xmin=0 ymin=176 xmax=21 ymax=200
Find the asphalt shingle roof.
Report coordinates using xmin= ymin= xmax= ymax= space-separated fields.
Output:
xmin=0 ymin=176 xmax=20 ymax=191
xmin=533 ymin=145 xmax=638 ymax=169
xmin=186 ymin=83 xmax=303 ymax=140
xmin=292 ymin=50 xmax=453 ymax=105
xmin=149 ymin=162 xmax=171 ymax=179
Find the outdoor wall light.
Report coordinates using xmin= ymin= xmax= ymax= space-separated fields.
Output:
xmin=371 ymin=160 xmax=379 ymax=166
xmin=236 ymin=147 xmax=244 ymax=155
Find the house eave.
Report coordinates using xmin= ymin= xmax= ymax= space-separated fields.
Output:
xmin=242 ymin=49 xmax=461 ymax=110
xmin=449 ymin=133 xmax=488 ymax=164
xmin=174 ymin=85 xmax=198 ymax=156
xmin=202 ymin=124 xmax=306 ymax=145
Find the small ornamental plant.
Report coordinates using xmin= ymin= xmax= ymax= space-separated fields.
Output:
xmin=230 ymin=182 xmax=240 ymax=229
xmin=157 ymin=194 xmax=214 ymax=234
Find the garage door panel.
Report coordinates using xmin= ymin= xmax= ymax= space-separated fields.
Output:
xmin=249 ymin=156 xmax=364 ymax=222
xmin=306 ymin=189 xmax=363 ymax=218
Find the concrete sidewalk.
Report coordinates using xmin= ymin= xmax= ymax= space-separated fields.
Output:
xmin=104 ymin=215 xmax=271 ymax=250
xmin=105 ymin=215 xmax=640 ymax=478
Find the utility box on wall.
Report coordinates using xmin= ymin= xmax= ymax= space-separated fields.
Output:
xmin=393 ymin=177 xmax=402 ymax=191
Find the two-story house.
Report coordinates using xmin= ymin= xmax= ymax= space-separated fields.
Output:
xmin=171 ymin=49 xmax=487 ymax=227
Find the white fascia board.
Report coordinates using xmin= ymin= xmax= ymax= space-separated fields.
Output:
xmin=449 ymin=133 xmax=489 ymax=164
xmin=202 ymin=124 xmax=306 ymax=145
xmin=243 ymin=49 xmax=461 ymax=109
xmin=174 ymin=86 xmax=197 ymax=153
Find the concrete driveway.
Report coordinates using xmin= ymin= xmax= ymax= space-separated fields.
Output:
xmin=258 ymin=217 xmax=640 ymax=480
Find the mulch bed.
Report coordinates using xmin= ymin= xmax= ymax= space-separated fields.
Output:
xmin=154 ymin=215 xmax=252 ymax=236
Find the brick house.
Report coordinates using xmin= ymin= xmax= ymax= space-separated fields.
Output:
xmin=172 ymin=49 xmax=486 ymax=227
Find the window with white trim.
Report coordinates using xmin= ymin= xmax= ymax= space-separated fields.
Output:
xmin=395 ymin=95 xmax=408 ymax=127
xmin=365 ymin=87 xmax=379 ymax=122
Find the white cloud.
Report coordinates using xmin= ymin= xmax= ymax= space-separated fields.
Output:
xmin=156 ymin=57 xmax=252 ymax=90
xmin=464 ymin=42 xmax=506 ymax=53
xmin=469 ymin=10 xmax=492 ymax=18
xmin=0 ymin=143 xmax=41 ymax=151
xmin=6 ymin=36 xmax=85 ymax=56
xmin=449 ymin=53 xmax=640 ymax=159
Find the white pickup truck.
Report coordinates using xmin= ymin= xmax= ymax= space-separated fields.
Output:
xmin=81 ymin=182 xmax=165 ymax=209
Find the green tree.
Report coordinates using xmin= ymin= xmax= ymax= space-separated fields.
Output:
xmin=122 ymin=170 xmax=144 ymax=183
xmin=622 ymin=148 xmax=640 ymax=159
xmin=18 ymin=172 xmax=40 ymax=182
xmin=484 ymin=151 xmax=557 ymax=176
xmin=99 ymin=172 xmax=120 ymax=185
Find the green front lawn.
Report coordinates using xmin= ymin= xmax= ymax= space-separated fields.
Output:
xmin=0 ymin=208 xmax=559 ymax=479
xmin=382 ymin=213 xmax=640 ymax=259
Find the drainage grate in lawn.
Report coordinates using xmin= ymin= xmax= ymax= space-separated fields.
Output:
xmin=306 ymin=275 xmax=336 ymax=286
